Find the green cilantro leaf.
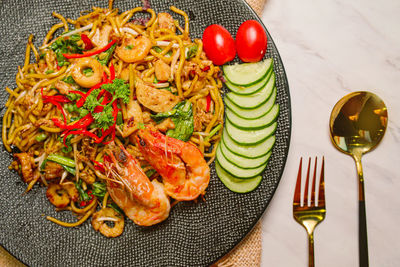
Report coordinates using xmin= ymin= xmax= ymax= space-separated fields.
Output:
xmin=92 ymin=105 xmax=114 ymax=130
xmin=83 ymin=89 xmax=102 ymax=113
xmin=101 ymin=78 xmax=130 ymax=104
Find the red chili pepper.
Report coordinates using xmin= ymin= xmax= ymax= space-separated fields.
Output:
xmin=112 ymin=101 xmax=118 ymax=121
xmin=51 ymin=101 xmax=68 ymax=123
xmin=102 ymin=72 xmax=108 ymax=83
xmin=76 ymin=80 xmax=106 ymax=107
xmin=41 ymin=88 xmax=71 ymax=122
xmin=69 ymin=90 xmax=85 ymax=97
xmin=94 ymin=125 xmax=115 ymax=144
xmin=66 ymin=129 xmax=101 ymax=142
xmin=202 ymin=66 xmax=210 ymax=72
xmin=81 ymin=34 xmax=94 ymax=50
xmin=92 ymin=160 xmax=106 ymax=173
xmin=52 ymin=113 xmax=94 ymax=130
xmin=41 ymin=88 xmax=71 ymax=103
xmin=63 ymin=39 xmax=116 ymax=59
xmin=109 ymin=63 xmax=115 ymax=81
xmin=205 ymin=94 xmax=211 ymax=113
xmin=103 ymin=155 xmax=112 ymax=163
xmin=80 ymin=190 xmax=94 ymax=207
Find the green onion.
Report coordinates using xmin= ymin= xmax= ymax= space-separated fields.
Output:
xmin=152 ymin=46 xmax=163 ymax=53
xmin=62 ymin=165 xmax=76 ymax=175
xmin=35 ymin=133 xmax=48 ymax=142
xmin=75 ymin=179 xmax=90 ymax=201
xmin=205 ymin=124 xmax=222 ymax=142
xmin=46 ymin=154 xmax=75 ymax=168
xmin=45 ymin=70 xmax=54 ymax=74
xmin=92 ymin=182 xmax=107 ymax=198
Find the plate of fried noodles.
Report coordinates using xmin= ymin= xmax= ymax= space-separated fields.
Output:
xmin=0 ymin=0 xmax=291 ymax=265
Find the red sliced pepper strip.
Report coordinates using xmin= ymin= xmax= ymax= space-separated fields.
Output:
xmin=69 ymin=90 xmax=86 ymax=97
xmin=80 ymin=190 xmax=94 ymax=207
xmin=52 ymin=113 xmax=94 ymax=130
xmin=67 ymin=129 xmax=100 ymax=141
xmin=41 ymin=88 xmax=71 ymax=103
xmin=202 ymin=66 xmax=210 ymax=72
xmin=92 ymin=160 xmax=105 ymax=173
xmin=41 ymin=88 xmax=70 ymax=122
xmin=205 ymin=94 xmax=211 ymax=113
xmin=109 ymin=63 xmax=115 ymax=81
xmin=102 ymin=72 xmax=108 ymax=83
xmin=51 ymin=101 xmax=68 ymax=123
xmin=81 ymin=34 xmax=94 ymax=50
xmin=98 ymin=125 xmax=115 ymax=144
xmin=76 ymin=80 xmax=107 ymax=107
xmin=63 ymin=39 xmax=116 ymax=59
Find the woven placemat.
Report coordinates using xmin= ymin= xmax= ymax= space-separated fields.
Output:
xmin=0 ymin=0 xmax=267 ymax=266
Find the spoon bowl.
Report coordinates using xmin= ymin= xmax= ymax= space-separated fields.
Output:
xmin=329 ymin=91 xmax=388 ymax=267
xmin=330 ymin=91 xmax=388 ymax=157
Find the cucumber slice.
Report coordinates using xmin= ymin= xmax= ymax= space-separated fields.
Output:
xmin=224 ymin=64 xmax=273 ymax=95
xmin=226 ymin=104 xmax=279 ymax=130
xmin=222 ymin=128 xmax=275 ymax=158
xmin=216 ymin=145 xmax=267 ymax=178
xmin=219 ymin=141 xmax=271 ymax=169
xmin=225 ymin=119 xmax=277 ymax=145
xmin=223 ymin=59 xmax=273 ymax=86
xmin=226 ymin=73 xmax=275 ymax=109
xmin=215 ymin=161 xmax=262 ymax=193
xmin=225 ymin=87 xmax=277 ymax=119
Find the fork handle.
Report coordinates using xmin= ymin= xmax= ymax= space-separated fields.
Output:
xmin=308 ymin=232 xmax=315 ymax=267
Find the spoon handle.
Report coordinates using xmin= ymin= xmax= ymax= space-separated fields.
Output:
xmin=355 ymin=156 xmax=369 ymax=267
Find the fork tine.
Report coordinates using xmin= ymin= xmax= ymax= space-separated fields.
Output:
xmin=317 ymin=157 xmax=325 ymax=207
xmin=293 ymin=157 xmax=302 ymax=206
xmin=303 ymin=157 xmax=311 ymax=206
xmin=310 ymin=157 xmax=318 ymax=206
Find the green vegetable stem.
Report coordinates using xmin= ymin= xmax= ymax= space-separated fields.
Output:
xmin=151 ymin=101 xmax=194 ymax=141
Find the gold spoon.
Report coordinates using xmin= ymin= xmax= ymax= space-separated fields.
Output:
xmin=329 ymin=91 xmax=388 ymax=267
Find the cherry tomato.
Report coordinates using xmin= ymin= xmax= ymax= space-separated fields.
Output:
xmin=236 ymin=20 xmax=268 ymax=62
xmin=202 ymin=24 xmax=236 ymax=65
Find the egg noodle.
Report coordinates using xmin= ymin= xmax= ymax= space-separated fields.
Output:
xmin=2 ymin=0 xmax=224 ymax=236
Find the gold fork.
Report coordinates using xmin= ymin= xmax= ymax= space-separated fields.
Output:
xmin=293 ymin=157 xmax=326 ymax=267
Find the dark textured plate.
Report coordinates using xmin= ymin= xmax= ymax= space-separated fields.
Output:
xmin=0 ymin=0 xmax=291 ymax=266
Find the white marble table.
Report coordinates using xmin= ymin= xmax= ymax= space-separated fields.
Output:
xmin=259 ymin=0 xmax=400 ymax=266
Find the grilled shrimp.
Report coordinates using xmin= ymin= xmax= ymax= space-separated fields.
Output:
xmin=105 ymin=144 xmax=170 ymax=226
xmin=91 ymin=25 xmax=113 ymax=48
xmin=116 ymin=35 xmax=152 ymax=63
xmin=136 ymin=128 xmax=210 ymax=201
